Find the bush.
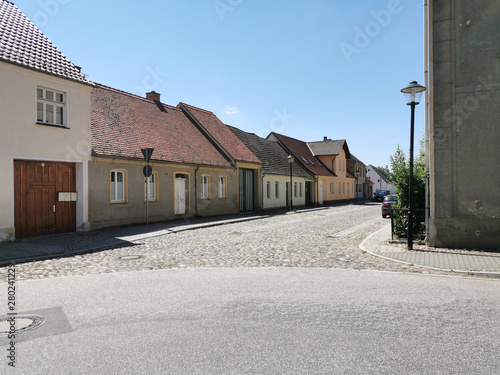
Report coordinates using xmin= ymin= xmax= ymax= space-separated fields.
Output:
xmin=389 ymin=142 xmax=426 ymax=240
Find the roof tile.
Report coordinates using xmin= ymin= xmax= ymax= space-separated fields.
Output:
xmin=268 ymin=132 xmax=334 ymax=177
xmin=179 ymin=103 xmax=261 ymax=165
xmin=92 ymin=85 xmax=232 ymax=167
xmin=0 ymin=0 xmax=90 ymax=83
xmin=229 ymin=126 xmax=313 ymax=179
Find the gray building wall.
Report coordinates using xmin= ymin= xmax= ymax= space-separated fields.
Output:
xmin=428 ymin=0 xmax=500 ymax=248
xmin=89 ymin=158 xmax=239 ymax=229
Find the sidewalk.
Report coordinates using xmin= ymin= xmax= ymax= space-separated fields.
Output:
xmin=360 ymin=225 xmax=500 ymax=278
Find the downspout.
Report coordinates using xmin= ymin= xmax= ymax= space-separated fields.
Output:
xmin=423 ymin=0 xmax=431 ymax=240
xmin=194 ymin=166 xmax=199 ymax=216
xmin=261 ymin=172 xmax=265 ymax=211
xmin=315 ymin=175 xmax=319 ymax=205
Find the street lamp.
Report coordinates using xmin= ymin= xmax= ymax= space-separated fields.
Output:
xmin=401 ymin=81 xmax=426 ymax=250
xmin=288 ymin=155 xmax=294 ymax=211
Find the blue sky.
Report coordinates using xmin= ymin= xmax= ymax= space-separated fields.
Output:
xmin=19 ymin=0 xmax=426 ymax=169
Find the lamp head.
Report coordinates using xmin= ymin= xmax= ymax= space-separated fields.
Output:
xmin=401 ymin=81 xmax=426 ymax=105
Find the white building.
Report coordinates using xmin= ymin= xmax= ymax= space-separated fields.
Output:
xmin=366 ymin=165 xmax=396 ymax=194
xmin=0 ymin=1 xmax=93 ymax=241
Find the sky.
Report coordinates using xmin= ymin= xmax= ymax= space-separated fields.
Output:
xmin=17 ymin=0 xmax=427 ymax=169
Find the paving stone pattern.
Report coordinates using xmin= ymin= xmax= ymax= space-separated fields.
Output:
xmin=3 ymin=205 xmax=453 ymax=280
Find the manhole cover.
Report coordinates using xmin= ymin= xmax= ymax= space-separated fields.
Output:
xmin=0 ymin=315 xmax=46 ymax=337
xmin=117 ymin=255 xmax=143 ymax=261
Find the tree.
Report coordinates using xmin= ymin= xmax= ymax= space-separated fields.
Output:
xmin=375 ymin=165 xmax=392 ymax=181
xmin=389 ymin=140 xmax=426 ymax=240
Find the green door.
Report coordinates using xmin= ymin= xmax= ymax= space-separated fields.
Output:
xmin=305 ymin=181 xmax=312 ymax=206
xmin=239 ymin=169 xmax=254 ymax=212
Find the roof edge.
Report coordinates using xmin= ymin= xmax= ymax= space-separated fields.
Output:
xmin=0 ymin=58 xmax=94 ymax=87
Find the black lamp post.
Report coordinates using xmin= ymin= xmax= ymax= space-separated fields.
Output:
xmin=401 ymin=81 xmax=426 ymax=250
xmin=288 ymin=155 xmax=294 ymax=211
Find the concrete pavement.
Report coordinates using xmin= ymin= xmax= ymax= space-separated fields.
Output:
xmin=1 ymin=205 xmax=499 ymax=277
xmin=360 ymin=224 xmax=500 ymax=277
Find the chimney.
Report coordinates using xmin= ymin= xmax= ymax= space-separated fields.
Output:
xmin=323 ymin=136 xmax=328 ymax=141
xmin=146 ymin=91 xmax=161 ymax=101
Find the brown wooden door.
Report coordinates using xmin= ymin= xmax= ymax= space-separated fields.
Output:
xmin=14 ymin=161 xmax=76 ymax=238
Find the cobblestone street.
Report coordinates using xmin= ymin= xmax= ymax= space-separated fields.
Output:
xmin=5 ymin=204 xmax=451 ymax=280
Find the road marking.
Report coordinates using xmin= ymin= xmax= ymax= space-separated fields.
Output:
xmin=328 ymin=218 xmax=380 ymax=238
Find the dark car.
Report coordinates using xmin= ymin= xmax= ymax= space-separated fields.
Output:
xmin=374 ymin=189 xmax=391 ymax=202
xmin=382 ymin=195 xmax=398 ymax=218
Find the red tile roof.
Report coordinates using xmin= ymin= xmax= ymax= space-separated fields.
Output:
xmin=91 ymin=85 xmax=232 ymax=167
xmin=179 ymin=103 xmax=261 ymax=165
xmin=268 ymin=132 xmax=334 ymax=177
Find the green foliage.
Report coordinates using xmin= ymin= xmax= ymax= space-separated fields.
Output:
xmin=390 ymin=140 xmax=427 ymax=240
xmin=376 ymin=165 xmax=391 ymax=181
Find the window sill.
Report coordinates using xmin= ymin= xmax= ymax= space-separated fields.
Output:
xmin=36 ymin=122 xmax=69 ymax=129
xmin=110 ymin=201 xmax=127 ymax=205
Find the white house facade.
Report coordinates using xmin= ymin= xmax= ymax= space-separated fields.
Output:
xmin=0 ymin=1 xmax=93 ymax=241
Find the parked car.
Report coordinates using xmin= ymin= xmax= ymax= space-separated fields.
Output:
xmin=374 ymin=189 xmax=391 ymax=202
xmin=382 ymin=195 xmax=398 ymax=218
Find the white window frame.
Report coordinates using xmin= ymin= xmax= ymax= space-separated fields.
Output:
xmin=111 ymin=170 xmax=126 ymax=203
xmin=299 ymin=182 xmax=303 ymax=198
xmin=330 ymin=182 xmax=334 ymax=194
xmin=218 ymin=176 xmax=226 ymax=199
xmin=266 ymin=181 xmax=271 ymax=199
xmin=145 ymin=172 xmax=157 ymax=202
xmin=275 ymin=181 xmax=279 ymax=198
xmin=294 ymin=182 xmax=298 ymax=197
xmin=37 ymin=87 xmax=66 ymax=126
xmin=201 ymin=175 xmax=209 ymax=199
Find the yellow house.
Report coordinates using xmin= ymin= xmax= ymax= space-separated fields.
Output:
xmin=307 ymin=138 xmax=356 ymax=202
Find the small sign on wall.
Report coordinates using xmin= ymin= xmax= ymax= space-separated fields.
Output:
xmin=58 ymin=192 xmax=78 ymax=202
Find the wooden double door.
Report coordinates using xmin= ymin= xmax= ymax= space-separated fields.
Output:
xmin=14 ymin=160 xmax=77 ymax=238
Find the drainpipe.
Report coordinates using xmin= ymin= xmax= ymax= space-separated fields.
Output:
xmin=194 ymin=166 xmax=199 ymax=216
xmin=315 ymin=175 xmax=319 ymax=205
xmin=423 ymin=0 xmax=431 ymax=240
xmin=261 ymin=171 xmax=265 ymax=211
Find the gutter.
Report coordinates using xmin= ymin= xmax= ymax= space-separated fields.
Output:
xmin=0 ymin=58 xmax=94 ymax=87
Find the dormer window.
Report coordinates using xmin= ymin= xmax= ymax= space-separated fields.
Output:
xmin=37 ymin=87 xmax=66 ymax=127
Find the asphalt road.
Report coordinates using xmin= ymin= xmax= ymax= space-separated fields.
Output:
xmin=1 ymin=268 xmax=499 ymax=374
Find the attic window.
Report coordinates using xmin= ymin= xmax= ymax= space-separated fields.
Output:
xmin=301 ymin=156 xmax=309 ymax=164
xmin=307 ymin=158 xmax=315 ymax=165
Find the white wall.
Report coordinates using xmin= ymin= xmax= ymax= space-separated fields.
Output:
xmin=0 ymin=62 xmax=93 ymax=240
xmin=262 ymin=175 xmax=310 ymax=210
xmin=366 ymin=167 xmax=395 ymax=194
